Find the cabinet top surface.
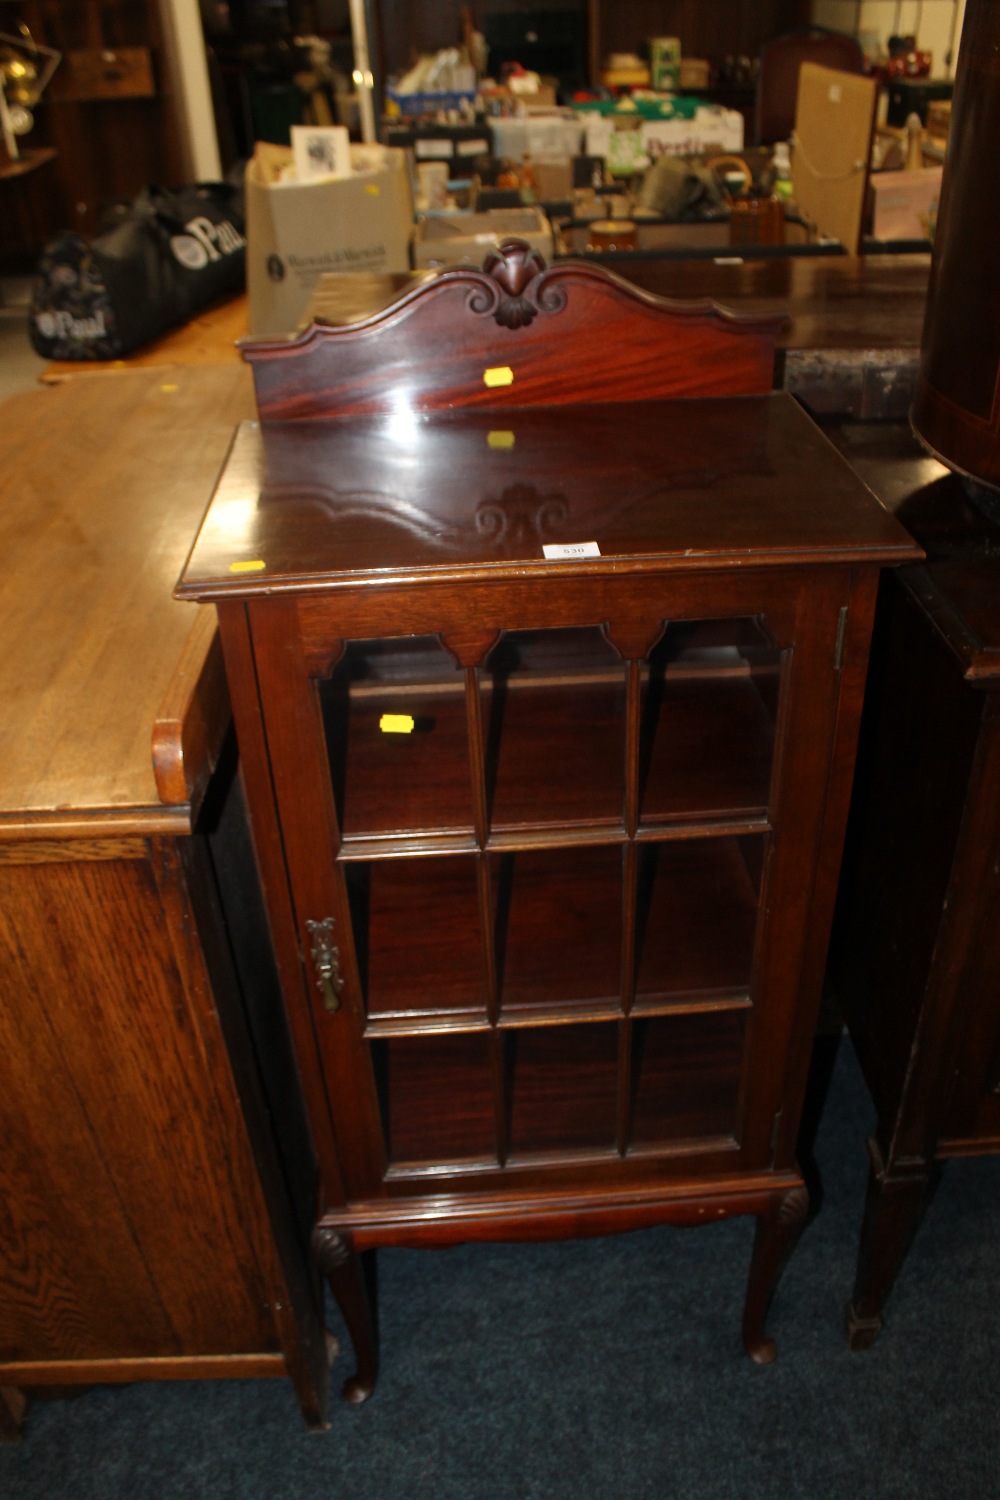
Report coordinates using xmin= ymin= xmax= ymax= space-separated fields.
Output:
xmin=826 ymin=420 xmax=1000 ymax=679
xmin=177 ymin=392 xmax=919 ymax=600
xmin=0 ymin=365 xmax=256 ymax=829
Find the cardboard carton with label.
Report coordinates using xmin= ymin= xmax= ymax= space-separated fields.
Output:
xmin=245 ymin=143 xmax=414 ymax=338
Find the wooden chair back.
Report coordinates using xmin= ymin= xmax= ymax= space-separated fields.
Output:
xmin=755 ymin=25 xmax=865 ymax=145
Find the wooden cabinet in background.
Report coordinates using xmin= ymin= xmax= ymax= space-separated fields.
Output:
xmin=1 ymin=0 xmax=182 ymax=249
xmin=178 ymin=248 xmax=918 ymax=1399
xmin=828 ymin=423 xmax=1000 ymax=1347
xmin=0 ymin=367 xmax=328 ymax=1434
xmin=373 ymin=0 xmax=810 ymax=93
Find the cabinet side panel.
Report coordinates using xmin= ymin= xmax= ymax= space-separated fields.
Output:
xmin=0 ymin=856 xmax=281 ymax=1364
xmin=831 ymin=576 xmax=983 ymax=1128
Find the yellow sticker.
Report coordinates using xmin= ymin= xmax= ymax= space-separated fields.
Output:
xmin=160 ymin=383 xmax=179 ymax=392
xmin=365 ymin=183 xmax=381 ymax=196
xmin=380 ymin=713 xmax=415 ymax=734
xmin=483 ymin=366 xmax=514 ymax=388
xmin=229 ymin=559 xmax=266 ymax=573
xmin=488 ymin=430 xmax=515 ymax=449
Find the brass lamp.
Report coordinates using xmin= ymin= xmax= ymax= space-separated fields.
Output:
xmin=0 ymin=24 xmax=60 ymax=144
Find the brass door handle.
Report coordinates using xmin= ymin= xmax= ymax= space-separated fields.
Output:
xmin=306 ymin=917 xmax=343 ymax=1013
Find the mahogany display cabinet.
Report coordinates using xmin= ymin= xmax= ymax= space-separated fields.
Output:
xmin=177 ymin=245 xmax=919 ymax=1399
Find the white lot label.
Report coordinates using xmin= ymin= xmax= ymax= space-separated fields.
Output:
xmin=542 ymin=541 xmax=601 ymax=560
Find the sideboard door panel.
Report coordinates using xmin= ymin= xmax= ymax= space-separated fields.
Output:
xmin=0 ymin=852 xmax=283 ymax=1364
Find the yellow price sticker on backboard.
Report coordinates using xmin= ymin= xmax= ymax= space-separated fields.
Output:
xmin=483 ymin=366 xmax=514 ymax=388
xmin=379 ymin=713 xmax=415 ymax=734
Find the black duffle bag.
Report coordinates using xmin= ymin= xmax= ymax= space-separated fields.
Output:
xmin=29 ymin=180 xmax=246 ymax=361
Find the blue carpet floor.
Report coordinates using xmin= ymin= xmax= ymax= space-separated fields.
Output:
xmin=4 ymin=1035 xmax=999 ymax=1499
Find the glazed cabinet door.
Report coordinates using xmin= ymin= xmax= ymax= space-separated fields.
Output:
xmin=239 ymin=566 xmax=857 ymax=1209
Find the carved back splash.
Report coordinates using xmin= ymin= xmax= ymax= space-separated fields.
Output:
xmin=242 ymin=239 xmax=789 ymax=421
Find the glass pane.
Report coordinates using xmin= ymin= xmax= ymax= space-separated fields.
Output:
xmin=634 ymin=836 xmax=763 ymax=1007
xmin=481 ymin=628 xmax=626 ymax=834
xmin=506 ymin=1022 xmax=619 ymax=1157
xmin=374 ymin=1033 xmax=495 ymax=1166
xmin=639 ymin=618 xmax=780 ymax=826
xmin=629 ymin=1011 xmax=746 ymax=1148
xmin=319 ymin=637 xmax=474 ymax=841
xmin=492 ymin=845 xmax=623 ymax=1018
xmin=347 ymin=855 xmax=487 ymax=1022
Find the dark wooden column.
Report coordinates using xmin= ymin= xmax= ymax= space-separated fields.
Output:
xmin=911 ymin=0 xmax=1000 ymax=489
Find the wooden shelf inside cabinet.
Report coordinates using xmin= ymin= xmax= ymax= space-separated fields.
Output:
xmin=177 ymin=242 xmax=921 ymax=1405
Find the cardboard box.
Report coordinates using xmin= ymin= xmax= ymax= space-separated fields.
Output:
xmin=384 ymin=122 xmax=492 ymax=165
xmin=480 ymin=80 xmax=559 ymax=109
xmin=489 ymin=114 xmax=586 ymax=164
xmin=534 ymin=159 xmax=574 ymax=201
xmin=245 ymin=144 xmax=414 ymax=337
xmin=869 ymin=166 xmax=942 ymax=242
xmin=926 ymin=100 xmax=952 ymax=143
xmin=679 ymin=58 xmax=711 ymax=90
xmin=413 ymin=208 xmax=554 ymax=269
xmin=793 ymin=64 xmax=878 ymax=254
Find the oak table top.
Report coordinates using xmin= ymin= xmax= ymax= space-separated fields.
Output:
xmin=0 ymin=364 xmax=256 ymax=834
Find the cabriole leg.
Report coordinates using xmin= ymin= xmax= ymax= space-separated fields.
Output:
xmin=312 ymin=1226 xmax=378 ymax=1403
xmin=741 ymin=1185 xmax=809 ymax=1365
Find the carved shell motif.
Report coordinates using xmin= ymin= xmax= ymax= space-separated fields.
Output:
xmin=479 ymin=239 xmax=551 ymax=329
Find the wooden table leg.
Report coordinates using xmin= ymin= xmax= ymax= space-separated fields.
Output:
xmin=846 ymin=1140 xmax=934 ymax=1350
xmin=0 ymin=1386 xmax=28 ymax=1442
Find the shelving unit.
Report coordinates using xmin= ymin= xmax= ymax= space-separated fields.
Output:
xmin=322 ymin=616 xmax=776 ymax=1176
xmin=178 ymin=244 xmax=919 ymax=1402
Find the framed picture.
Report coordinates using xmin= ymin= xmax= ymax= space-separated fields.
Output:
xmin=291 ymin=124 xmax=351 ymax=182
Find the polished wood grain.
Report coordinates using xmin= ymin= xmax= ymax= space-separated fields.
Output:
xmin=619 ymin=253 xmax=930 ymax=353
xmin=185 ymin=479 xmax=916 ymax=1397
xmin=0 ymin=368 xmax=329 ymax=1427
xmin=0 ymin=807 xmax=329 ymax=1423
xmin=178 ymin=395 xmax=917 ymax=600
xmin=0 ymin=366 xmax=255 ymax=833
xmin=151 ymin=609 xmax=229 ymax=811
xmin=36 ymin=249 xmax=930 ymax=431
xmin=179 ymin=248 xmax=921 ymax=1398
xmin=303 ymin=253 xmax=930 ymax=358
xmin=243 ymin=242 xmax=787 ymax=421
xmin=0 ymin=849 xmax=303 ymax=1365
